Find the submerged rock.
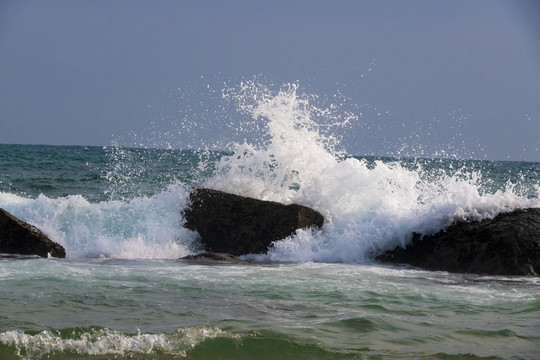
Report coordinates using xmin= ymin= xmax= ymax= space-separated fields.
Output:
xmin=0 ymin=208 xmax=66 ymax=258
xmin=183 ymin=188 xmax=324 ymax=256
xmin=377 ymin=208 xmax=540 ymax=276
xmin=180 ymin=252 xmax=250 ymax=264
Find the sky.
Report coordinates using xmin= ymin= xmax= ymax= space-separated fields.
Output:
xmin=1 ymin=0 xmax=539 ymax=161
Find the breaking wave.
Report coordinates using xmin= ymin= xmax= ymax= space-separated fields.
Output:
xmin=1 ymin=80 xmax=538 ymax=261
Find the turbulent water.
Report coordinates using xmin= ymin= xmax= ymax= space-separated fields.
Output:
xmin=1 ymin=81 xmax=539 ymax=359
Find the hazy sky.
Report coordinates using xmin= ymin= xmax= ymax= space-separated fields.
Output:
xmin=1 ymin=0 xmax=539 ymax=161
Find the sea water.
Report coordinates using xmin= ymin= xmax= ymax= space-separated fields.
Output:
xmin=0 ymin=81 xmax=539 ymax=359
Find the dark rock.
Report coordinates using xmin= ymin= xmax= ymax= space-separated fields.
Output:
xmin=180 ymin=252 xmax=250 ymax=264
xmin=0 ymin=208 xmax=66 ymax=258
xmin=183 ymin=188 xmax=324 ymax=256
xmin=377 ymin=208 xmax=540 ymax=276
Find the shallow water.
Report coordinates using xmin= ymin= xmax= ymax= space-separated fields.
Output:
xmin=1 ymin=259 xmax=539 ymax=359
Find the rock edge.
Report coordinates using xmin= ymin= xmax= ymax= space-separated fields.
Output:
xmin=0 ymin=208 xmax=66 ymax=258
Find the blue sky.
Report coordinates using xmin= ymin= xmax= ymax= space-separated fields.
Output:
xmin=1 ymin=0 xmax=539 ymax=161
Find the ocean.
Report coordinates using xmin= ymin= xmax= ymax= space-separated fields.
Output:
xmin=1 ymin=82 xmax=539 ymax=359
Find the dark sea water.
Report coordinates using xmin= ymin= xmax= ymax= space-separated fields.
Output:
xmin=1 ymin=82 xmax=540 ymax=359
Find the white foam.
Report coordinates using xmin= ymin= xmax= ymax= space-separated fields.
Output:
xmin=0 ymin=184 xmax=198 ymax=260
xmin=206 ymin=80 xmax=540 ymax=262
xmin=0 ymin=326 xmax=241 ymax=358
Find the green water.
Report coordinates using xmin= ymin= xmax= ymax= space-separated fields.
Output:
xmin=0 ymin=144 xmax=224 ymax=202
xmin=1 ymin=259 xmax=538 ymax=359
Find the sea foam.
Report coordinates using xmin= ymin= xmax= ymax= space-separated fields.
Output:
xmin=203 ymin=80 xmax=540 ymax=262
xmin=0 ymin=326 xmax=243 ymax=359
xmin=0 ymin=184 xmax=197 ymax=259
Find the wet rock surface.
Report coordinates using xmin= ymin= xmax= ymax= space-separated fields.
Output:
xmin=183 ymin=188 xmax=324 ymax=256
xmin=377 ymin=208 xmax=540 ymax=276
xmin=180 ymin=252 xmax=250 ymax=264
xmin=0 ymin=208 xmax=66 ymax=258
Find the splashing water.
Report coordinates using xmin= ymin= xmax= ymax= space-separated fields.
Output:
xmin=201 ymin=80 xmax=540 ymax=262
xmin=205 ymin=80 xmax=356 ymax=202
xmin=0 ymin=80 xmax=538 ymax=262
